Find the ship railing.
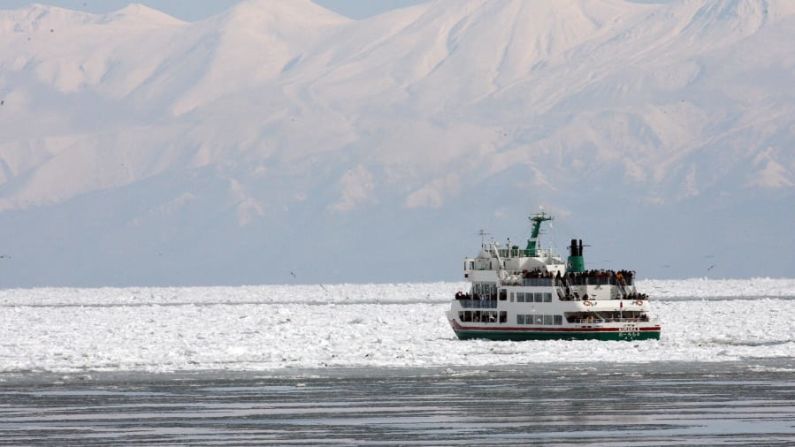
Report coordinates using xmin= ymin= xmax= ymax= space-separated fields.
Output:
xmin=500 ymin=278 xmax=554 ymax=287
xmin=457 ymin=299 xmax=499 ymax=309
xmin=565 ymin=277 xmax=635 ymax=286
xmin=600 ymin=316 xmax=651 ymax=323
xmin=521 ymin=278 xmax=553 ymax=287
xmin=509 ymin=277 xmax=637 ymax=288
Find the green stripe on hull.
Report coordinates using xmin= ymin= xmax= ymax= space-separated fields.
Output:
xmin=455 ymin=330 xmax=660 ymax=341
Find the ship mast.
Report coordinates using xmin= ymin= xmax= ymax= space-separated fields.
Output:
xmin=526 ymin=211 xmax=553 ymax=257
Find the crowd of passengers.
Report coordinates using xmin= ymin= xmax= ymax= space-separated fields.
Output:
xmin=518 ymin=268 xmax=635 ymax=283
xmin=558 ymin=290 xmax=649 ymax=301
xmin=558 ymin=269 xmax=635 ymax=284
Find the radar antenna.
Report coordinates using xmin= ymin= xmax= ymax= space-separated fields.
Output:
xmin=477 ymin=229 xmax=490 ymax=247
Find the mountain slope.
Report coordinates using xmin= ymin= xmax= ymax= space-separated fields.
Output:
xmin=0 ymin=0 xmax=793 ymax=286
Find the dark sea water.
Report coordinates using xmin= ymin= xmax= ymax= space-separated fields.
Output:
xmin=0 ymin=360 xmax=793 ymax=446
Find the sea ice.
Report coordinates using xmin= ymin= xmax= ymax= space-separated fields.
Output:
xmin=0 ymin=279 xmax=792 ymax=373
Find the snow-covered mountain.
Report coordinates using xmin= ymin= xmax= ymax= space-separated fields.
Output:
xmin=0 ymin=0 xmax=793 ymax=286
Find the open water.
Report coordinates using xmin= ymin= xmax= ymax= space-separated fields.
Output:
xmin=0 ymin=359 xmax=793 ymax=445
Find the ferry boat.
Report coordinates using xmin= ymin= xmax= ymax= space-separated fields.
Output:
xmin=446 ymin=212 xmax=661 ymax=341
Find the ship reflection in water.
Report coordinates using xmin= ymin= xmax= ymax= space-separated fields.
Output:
xmin=0 ymin=360 xmax=792 ymax=445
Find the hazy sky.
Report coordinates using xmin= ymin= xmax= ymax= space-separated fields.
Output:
xmin=2 ymin=0 xmax=429 ymax=20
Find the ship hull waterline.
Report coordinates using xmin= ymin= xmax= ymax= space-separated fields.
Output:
xmin=451 ymin=325 xmax=661 ymax=341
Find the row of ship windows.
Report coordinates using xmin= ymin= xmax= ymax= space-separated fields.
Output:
xmin=517 ymin=314 xmax=563 ymax=325
xmin=472 ymin=282 xmax=499 ymax=295
xmin=512 ymin=292 xmax=553 ymax=303
xmin=458 ymin=311 xmax=564 ymax=326
xmin=459 ymin=310 xmax=507 ymax=323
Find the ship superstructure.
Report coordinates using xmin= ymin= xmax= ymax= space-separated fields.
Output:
xmin=446 ymin=212 xmax=661 ymax=341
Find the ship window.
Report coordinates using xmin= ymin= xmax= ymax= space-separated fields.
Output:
xmin=473 ymin=311 xmax=481 ymax=322
xmin=499 ymin=311 xmax=507 ymax=323
xmin=534 ymin=293 xmax=543 ymax=303
xmin=516 ymin=292 xmax=523 ymax=302
xmin=535 ymin=315 xmax=544 ymax=324
xmin=510 ymin=292 xmax=514 ymax=302
xmin=499 ymin=289 xmax=507 ymax=301
xmin=517 ymin=314 xmax=525 ymax=324
xmin=554 ymin=315 xmax=563 ymax=325
xmin=543 ymin=315 xmax=553 ymax=325
xmin=544 ymin=293 xmax=552 ymax=302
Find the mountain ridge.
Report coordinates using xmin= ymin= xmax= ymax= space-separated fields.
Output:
xmin=0 ymin=0 xmax=792 ymax=286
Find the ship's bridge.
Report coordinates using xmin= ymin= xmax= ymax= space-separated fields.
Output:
xmin=465 ymin=242 xmax=566 ymax=283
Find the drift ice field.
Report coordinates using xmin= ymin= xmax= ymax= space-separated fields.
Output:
xmin=0 ymin=278 xmax=793 ymax=374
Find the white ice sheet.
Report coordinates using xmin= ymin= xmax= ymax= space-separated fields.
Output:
xmin=0 ymin=280 xmax=793 ymax=373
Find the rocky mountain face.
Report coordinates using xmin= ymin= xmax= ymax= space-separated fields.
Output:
xmin=0 ymin=0 xmax=793 ymax=286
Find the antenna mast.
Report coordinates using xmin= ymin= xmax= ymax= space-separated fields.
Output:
xmin=526 ymin=211 xmax=553 ymax=257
